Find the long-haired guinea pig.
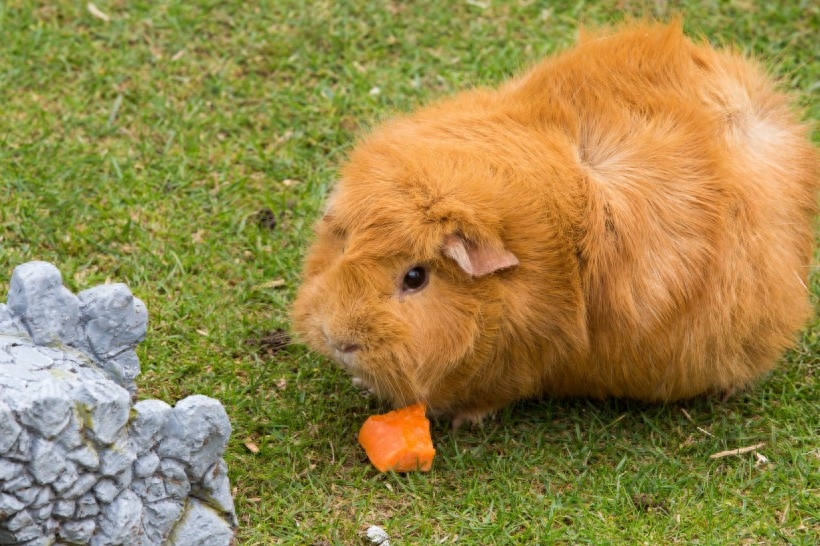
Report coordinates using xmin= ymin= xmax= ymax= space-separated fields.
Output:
xmin=293 ymin=20 xmax=818 ymax=426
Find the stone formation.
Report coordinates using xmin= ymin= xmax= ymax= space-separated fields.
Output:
xmin=0 ymin=261 xmax=236 ymax=545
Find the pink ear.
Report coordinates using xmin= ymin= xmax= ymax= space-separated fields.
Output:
xmin=443 ymin=235 xmax=519 ymax=277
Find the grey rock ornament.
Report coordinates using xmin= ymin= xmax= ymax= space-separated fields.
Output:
xmin=0 ymin=261 xmax=236 ymax=545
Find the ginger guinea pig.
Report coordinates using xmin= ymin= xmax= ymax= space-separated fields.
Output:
xmin=292 ymin=21 xmax=819 ymax=426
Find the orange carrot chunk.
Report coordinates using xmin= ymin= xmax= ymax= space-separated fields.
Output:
xmin=358 ymin=403 xmax=435 ymax=472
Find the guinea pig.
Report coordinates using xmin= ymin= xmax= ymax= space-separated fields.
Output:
xmin=292 ymin=20 xmax=818 ymax=427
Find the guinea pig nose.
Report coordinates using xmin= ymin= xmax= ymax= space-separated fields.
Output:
xmin=320 ymin=325 xmax=361 ymax=354
xmin=331 ymin=341 xmax=361 ymax=354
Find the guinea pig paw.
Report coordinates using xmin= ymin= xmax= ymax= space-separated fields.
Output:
xmin=704 ymin=385 xmax=740 ymax=403
xmin=451 ymin=409 xmax=495 ymax=431
xmin=351 ymin=375 xmax=376 ymax=397
xmin=719 ymin=386 xmax=738 ymax=403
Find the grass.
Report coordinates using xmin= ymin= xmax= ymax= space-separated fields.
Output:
xmin=0 ymin=0 xmax=817 ymax=544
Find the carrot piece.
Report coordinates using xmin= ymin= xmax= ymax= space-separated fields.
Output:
xmin=358 ymin=403 xmax=435 ymax=472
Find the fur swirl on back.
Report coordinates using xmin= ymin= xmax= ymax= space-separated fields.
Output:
xmin=293 ymin=21 xmax=818 ymax=423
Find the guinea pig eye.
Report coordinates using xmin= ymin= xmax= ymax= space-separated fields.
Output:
xmin=402 ymin=265 xmax=428 ymax=292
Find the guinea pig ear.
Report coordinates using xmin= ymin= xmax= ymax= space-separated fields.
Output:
xmin=442 ymin=234 xmax=519 ymax=278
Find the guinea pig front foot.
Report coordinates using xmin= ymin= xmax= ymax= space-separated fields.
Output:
xmin=451 ymin=408 xmax=497 ymax=431
xmin=716 ymin=386 xmax=739 ymax=403
xmin=698 ymin=385 xmax=743 ymax=404
xmin=351 ymin=375 xmax=376 ymax=397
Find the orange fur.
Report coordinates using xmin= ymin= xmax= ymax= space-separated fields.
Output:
xmin=292 ymin=21 xmax=819 ymax=422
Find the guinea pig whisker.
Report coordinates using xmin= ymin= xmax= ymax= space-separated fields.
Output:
xmin=793 ymin=271 xmax=808 ymax=292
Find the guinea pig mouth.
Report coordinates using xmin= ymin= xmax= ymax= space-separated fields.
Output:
xmin=318 ymin=326 xmax=361 ymax=370
xmin=328 ymin=345 xmax=360 ymax=371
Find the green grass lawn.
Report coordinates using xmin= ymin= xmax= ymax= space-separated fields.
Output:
xmin=1 ymin=1 xmax=817 ymax=544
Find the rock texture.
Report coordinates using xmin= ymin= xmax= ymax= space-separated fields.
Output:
xmin=0 ymin=261 xmax=236 ymax=545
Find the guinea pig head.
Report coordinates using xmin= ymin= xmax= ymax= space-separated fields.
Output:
xmin=292 ymin=137 xmax=521 ymax=416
